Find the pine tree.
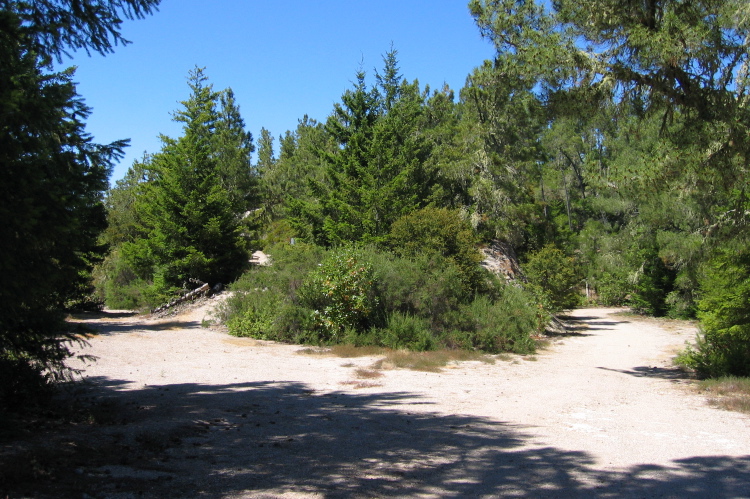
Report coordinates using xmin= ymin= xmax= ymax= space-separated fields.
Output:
xmin=0 ymin=0 xmax=159 ymax=403
xmin=299 ymin=50 xmax=438 ymax=246
xmin=317 ymin=69 xmax=382 ymax=245
xmin=262 ymin=117 xmax=330 ymax=228
xmin=255 ymin=128 xmax=276 ymax=176
xmin=214 ymin=88 xmax=256 ymax=213
xmin=141 ymin=68 xmax=247 ymax=291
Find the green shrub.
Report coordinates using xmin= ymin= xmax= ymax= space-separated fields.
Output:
xmin=92 ymin=247 xmax=172 ymax=311
xmin=223 ymin=242 xmax=323 ymax=341
xmin=627 ymin=252 xmax=676 ymax=316
xmin=381 ymin=313 xmax=435 ymax=351
xmin=389 ymin=207 xmax=484 ymax=294
xmin=365 ymin=248 xmax=470 ymax=325
xmin=453 ymin=289 xmax=540 ymax=354
xmin=222 ymin=243 xmax=543 ymax=355
xmin=225 ymin=291 xmax=281 ymax=339
xmin=298 ymin=246 xmax=380 ymax=342
xmin=523 ymin=244 xmax=581 ymax=313
xmin=679 ymin=245 xmax=750 ymax=377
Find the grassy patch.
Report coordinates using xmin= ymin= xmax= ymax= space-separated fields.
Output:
xmin=372 ymin=349 xmax=495 ymax=373
xmin=297 ymin=344 xmax=496 ymax=372
xmin=297 ymin=345 xmax=387 ymax=358
xmin=330 ymin=344 xmax=389 ymax=358
xmin=296 ymin=347 xmax=330 ymax=356
xmin=698 ymin=376 xmax=750 ymax=414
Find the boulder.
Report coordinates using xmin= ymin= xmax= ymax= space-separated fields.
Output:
xmin=480 ymin=240 xmax=526 ymax=283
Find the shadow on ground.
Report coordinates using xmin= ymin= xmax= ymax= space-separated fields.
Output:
xmin=70 ymin=309 xmax=206 ymax=335
xmin=596 ymin=365 xmax=695 ymax=381
xmin=549 ymin=314 xmax=630 ymax=337
xmin=2 ymin=378 xmax=748 ymax=498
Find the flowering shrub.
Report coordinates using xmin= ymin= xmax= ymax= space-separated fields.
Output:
xmin=299 ymin=247 xmax=380 ymax=342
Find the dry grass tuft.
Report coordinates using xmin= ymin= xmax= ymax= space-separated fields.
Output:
xmin=371 ymin=349 xmax=494 ymax=373
xmin=329 ymin=344 xmax=388 ymax=358
xmin=296 ymin=347 xmax=332 ymax=356
xmin=354 ymin=368 xmax=383 ymax=379
xmin=340 ymin=380 xmax=383 ymax=389
xmin=297 ymin=345 xmax=387 ymax=358
xmin=298 ymin=344 xmax=496 ymax=372
xmin=698 ymin=376 xmax=750 ymax=414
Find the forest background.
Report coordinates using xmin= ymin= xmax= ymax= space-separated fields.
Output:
xmin=3 ymin=0 xmax=750 ymax=407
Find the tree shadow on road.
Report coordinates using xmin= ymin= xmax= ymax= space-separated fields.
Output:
xmin=551 ymin=314 xmax=630 ymax=336
xmin=69 ymin=309 xmax=207 ymax=336
xmin=3 ymin=377 xmax=748 ymax=498
xmin=596 ymin=365 xmax=695 ymax=381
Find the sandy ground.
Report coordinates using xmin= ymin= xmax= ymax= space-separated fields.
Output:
xmin=6 ymin=300 xmax=750 ymax=498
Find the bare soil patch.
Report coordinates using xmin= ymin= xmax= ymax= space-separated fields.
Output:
xmin=2 ymin=304 xmax=750 ymax=498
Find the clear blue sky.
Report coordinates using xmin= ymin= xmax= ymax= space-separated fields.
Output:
xmin=59 ymin=0 xmax=495 ymax=184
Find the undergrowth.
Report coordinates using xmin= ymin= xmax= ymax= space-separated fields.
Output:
xmin=221 ymin=244 xmax=544 ymax=355
xmin=697 ymin=376 xmax=750 ymax=414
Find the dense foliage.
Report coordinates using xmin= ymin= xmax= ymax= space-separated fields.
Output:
xmin=1 ymin=0 xmax=160 ymax=405
xmin=96 ymin=68 xmax=254 ymax=308
xmin=78 ymin=0 xmax=750 ymax=377
xmin=221 ymin=244 xmax=541 ymax=354
xmin=467 ymin=0 xmax=750 ymax=375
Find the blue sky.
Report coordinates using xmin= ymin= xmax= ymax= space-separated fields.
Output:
xmin=59 ymin=0 xmax=495 ymax=183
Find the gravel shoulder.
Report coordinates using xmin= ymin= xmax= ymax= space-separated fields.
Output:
xmin=5 ymin=302 xmax=750 ymax=497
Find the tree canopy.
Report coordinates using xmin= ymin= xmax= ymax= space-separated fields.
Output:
xmin=0 ymin=0 xmax=160 ymax=404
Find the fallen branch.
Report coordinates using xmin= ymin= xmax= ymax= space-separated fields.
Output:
xmin=152 ymin=283 xmax=210 ymax=314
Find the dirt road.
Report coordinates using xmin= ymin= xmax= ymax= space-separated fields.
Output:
xmin=8 ymin=305 xmax=750 ymax=497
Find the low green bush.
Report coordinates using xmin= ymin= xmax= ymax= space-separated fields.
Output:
xmin=459 ymin=290 xmax=539 ymax=354
xmin=678 ymin=244 xmax=750 ymax=377
xmin=380 ymin=312 xmax=435 ymax=351
xmin=223 ymin=242 xmax=323 ymax=341
xmin=92 ymin=247 xmax=172 ymax=311
xmin=223 ymin=244 xmax=544 ymax=354
xmin=225 ymin=290 xmax=281 ymax=339
xmin=365 ymin=247 xmax=470 ymax=327
xmin=297 ymin=246 xmax=380 ymax=342
xmin=389 ymin=207 xmax=484 ymax=294
xmin=523 ymin=244 xmax=581 ymax=313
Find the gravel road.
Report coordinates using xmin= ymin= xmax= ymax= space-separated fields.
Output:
xmin=15 ymin=303 xmax=750 ymax=497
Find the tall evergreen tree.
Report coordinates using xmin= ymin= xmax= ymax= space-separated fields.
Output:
xmin=295 ymin=51 xmax=439 ymax=246
xmin=460 ymin=58 xmax=546 ymax=249
xmin=214 ymin=88 xmax=256 ymax=213
xmin=315 ymin=69 xmax=381 ymax=245
xmin=140 ymin=68 xmax=247 ymax=290
xmin=255 ymin=127 xmax=276 ymax=175
xmin=262 ymin=116 xmax=330 ymax=228
xmin=0 ymin=0 xmax=160 ymax=403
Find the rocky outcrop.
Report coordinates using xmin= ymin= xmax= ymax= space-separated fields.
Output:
xmin=480 ymin=240 xmax=526 ymax=284
xmin=249 ymin=250 xmax=271 ymax=266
